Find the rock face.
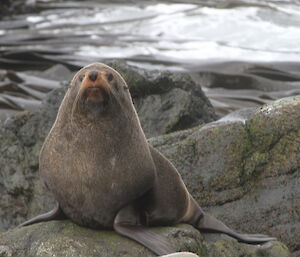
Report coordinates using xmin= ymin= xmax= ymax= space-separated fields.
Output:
xmin=0 ymin=68 xmax=298 ymax=256
xmin=150 ymin=95 xmax=300 ymax=256
xmin=0 ymin=221 xmax=290 ymax=257
xmin=109 ymin=61 xmax=217 ymax=137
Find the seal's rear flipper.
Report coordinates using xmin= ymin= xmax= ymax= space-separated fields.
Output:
xmin=196 ymin=214 xmax=276 ymax=244
xmin=184 ymin=197 xmax=276 ymax=244
xmin=18 ymin=202 xmax=66 ymax=228
xmin=197 ymin=214 xmax=276 ymax=244
xmin=114 ymin=204 xmax=175 ymax=255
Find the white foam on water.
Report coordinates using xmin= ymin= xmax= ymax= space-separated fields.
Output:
xmin=3 ymin=0 xmax=300 ymax=64
xmin=26 ymin=16 xmax=44 ymax=23
xmin=75 ymin=1 xmax=300 ymax=62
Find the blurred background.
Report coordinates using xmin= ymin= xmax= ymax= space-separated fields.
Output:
xmin=1 ymin=0 xmax=300 ymax=119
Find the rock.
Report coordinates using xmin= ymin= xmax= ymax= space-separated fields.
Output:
xmin=194 ymin=67 xmax=300 ymax=92
xmin=150 ymin=95 xmax=300 ymax=255
xmin=190 ymin=63 xmax=300 ymax=116
xmin=27 ymin=64 xmax=75 ymax=82
xmin=0 ymin=0 xmax=37 ymax=17
xmin=0 ymin=110 xmax=57 ymax=231
xmin=0 ymin=68 xmax=64 ymax=120
xmin=293 ymin=250 xmax=300 ymax=257
xmin=0 ymin=75 xmax=298 ymax=255
xmin=0 ymin=221 xmax=290 ymax=257
xmin=109 ymin=61 xmax=217 ymax=137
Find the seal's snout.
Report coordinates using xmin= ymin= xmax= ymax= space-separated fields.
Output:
xmin=85 ymin=87 xmax=105 ymax=102
xmin=80 ymin=70 xmax=111 ymax=104
xmin=88 ymin=70 xmax=98 ymax=82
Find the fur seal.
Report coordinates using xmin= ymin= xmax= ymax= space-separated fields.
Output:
xmin=19 ymin=63 xmax=276 ymax=255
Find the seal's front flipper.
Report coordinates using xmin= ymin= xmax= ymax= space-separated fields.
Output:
xmin=18 ymin=202 xmax=66 ymax=228
xmin=114 ymin=224 xmax=175 ymax=255
xmin=114 ymin=205 xmax=175 ymax=256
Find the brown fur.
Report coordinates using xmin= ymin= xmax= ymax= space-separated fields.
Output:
xmin=40 ymin=63 xmax=156 ymax=228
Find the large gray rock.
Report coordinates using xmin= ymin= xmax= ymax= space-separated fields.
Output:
xmin=0 ymin=221 xmax=290 ymax=257
xmin=150 ymin=95 xmax=300 ymax=256
xmin=109 ymin=61 xmax=218 ymax=137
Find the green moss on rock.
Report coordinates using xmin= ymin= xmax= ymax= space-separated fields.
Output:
xmin=0 ymin=222 xmax=290 ymax=257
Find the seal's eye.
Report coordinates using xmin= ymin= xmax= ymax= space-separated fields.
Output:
xmin=78 ymin=74 xmax=85 ymax=82
xmin=106 ymin=73 xmax=114 ymax=82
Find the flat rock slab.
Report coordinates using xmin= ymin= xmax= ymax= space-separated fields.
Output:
xmin=0 ymin=221 xmax=290 ymax=257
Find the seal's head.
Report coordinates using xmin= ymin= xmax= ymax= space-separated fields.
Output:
xmin=67 ymin=63 xmax=131 ymax=122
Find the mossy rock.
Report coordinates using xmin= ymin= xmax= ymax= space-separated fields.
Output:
xmin=0 ymin=221 xmax=290 ymax=257
xmin=151 ymin=95 xmax=300 ymax=254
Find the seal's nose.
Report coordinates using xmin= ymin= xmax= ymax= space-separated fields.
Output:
xmin=88 ymin=71 xmax=98 ymax=82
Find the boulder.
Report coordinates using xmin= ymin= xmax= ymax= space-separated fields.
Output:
xmin=0 ymin=221 xmax=290 ymax=257
xmin=150 ymin=95 xmax=300 ymax=255
xmin=0 ymin=0 xmax=37 ymax=17
xmin=109 ymin=61 xmax=218 ymax=137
